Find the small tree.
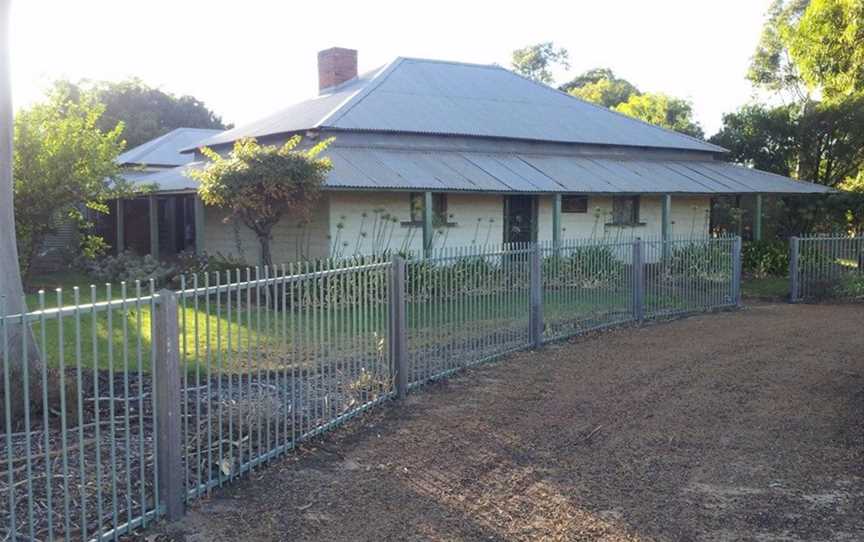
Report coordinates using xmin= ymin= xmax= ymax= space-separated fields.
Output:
xmin=192 ymin=136 xmax=333 ymax=267
xmin=13 ymin=84 xmax=128 ymax=281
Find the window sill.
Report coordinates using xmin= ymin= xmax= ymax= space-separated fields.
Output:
xmin=604 ymin=222 xmax=647 ymax=228
xmin=400 ymin=221 xmax=459 ymax=228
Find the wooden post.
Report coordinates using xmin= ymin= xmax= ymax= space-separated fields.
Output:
xmin=115 ymin=198 xmax=125 ymax=253
xmin=148 ymin=195 xmax=160 ymax=258
xmin=789 ymin=236 xmax=800 ymax=302
xmin=732 ymin=236 xmax=742 ymax=306
xmin=661 ymin=194 xmax=671 ymax=263
xmin=754 ymin=194 xmax=763 ymax=241
xmin=529 ymin=244 xmax=543 ymax=349
xmin=552 ymin=194 xmax=562 ymax=249
xmin=422 ymin=191 xmax=433 ymax=258
xmin=389 ymin=255 xmax=408 ymax=398
xmin=194 ymin=196 xmax=206 ymax=255
xmin=632 ymin=238 xmax=645 ymax=322
xmin=154 ymin=289 xmax=183 ymax=520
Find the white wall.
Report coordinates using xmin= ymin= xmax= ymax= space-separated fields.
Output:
xmin=537 ymin=195 xmax=711 ymax=242
xmin=203 ymin=197 xmax=330 ymax=265
xmin=201 ymin=191 xmax=712 ymax=265
xmin=327 ymin=191 xmax=503 ymax=256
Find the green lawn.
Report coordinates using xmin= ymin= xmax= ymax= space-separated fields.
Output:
xmin=16 ymin=271 xmax=733 ymax=373
xmin=742 ymin=275 xmax=789 ymax=299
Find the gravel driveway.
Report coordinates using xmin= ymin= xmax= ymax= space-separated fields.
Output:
xmin=143 ymin=302 xmax=864 ymax=542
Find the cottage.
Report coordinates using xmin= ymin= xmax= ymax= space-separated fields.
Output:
xmin=111 ymin=48 xmax=831 ymax=264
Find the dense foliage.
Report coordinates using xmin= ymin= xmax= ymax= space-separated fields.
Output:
xmin=56 ymin=79 xmax=228 ymax=149
xmin=742 ymin=240 xmax=790 ymax=277
xmin=559 ymin=68 xmax=638 ymax=107
xmin=712 ymin=0 xmax=864 ymax=235
xmin=191 ymin=136 xmax=333 ymax=267
xmin=13 ymin=86 xmax=128 ymax=281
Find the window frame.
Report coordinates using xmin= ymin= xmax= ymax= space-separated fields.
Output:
xmin=405 ymin=192 xmax=451 ymax=227
xmin=610 ymin=195 xmax=642 ymax=226
xmin=561 ymin=195 xmax=588 ymax=214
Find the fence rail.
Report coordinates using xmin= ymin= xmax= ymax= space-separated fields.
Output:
xmin=789 ymin=234 xmax=864 ymax=302
xmin=1 ymin=235 xmax=740 ymax=541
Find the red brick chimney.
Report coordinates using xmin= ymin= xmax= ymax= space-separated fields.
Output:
xmin=318 ymin=47 xmax=358 ymax=93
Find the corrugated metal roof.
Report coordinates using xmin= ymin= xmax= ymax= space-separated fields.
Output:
xmin=190 ymin=58 xmax=725 ymax=154
xmin=325 ymin=148 xmax=832 ymax=194
xmin=129 ymin=148 xmax=831 ymax=195
xmin=117 ymin=128 xmax=222 ymax=167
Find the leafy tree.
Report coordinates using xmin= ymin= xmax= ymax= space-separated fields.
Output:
xmin=710 ymin=104 xmax=800 ymax=175
xmin=59 ymin=78 xmax=228 ymax=149
xmin=787 ymin=0 xmax=864 ymax=99
xmin=13 ymin=86 xmax=128 ymax=280
xmin=511 ymin=42 xmax=570 ymax=84
xmin=748 ymin=0 xmax=811 ymax=98
xmin=560 ymin=68 xmax=639 ymax=107
xmin=191 ymin=137 xmax=333 ymax=268
xmin=613 ymin=93 xmax=705 ymax=138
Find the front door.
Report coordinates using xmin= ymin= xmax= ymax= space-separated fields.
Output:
xmin=504 ymin=195 xmax=537 ymax=244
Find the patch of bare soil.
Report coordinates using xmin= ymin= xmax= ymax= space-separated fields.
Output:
xmin=139 ymin=303 xmax=864 ymax=541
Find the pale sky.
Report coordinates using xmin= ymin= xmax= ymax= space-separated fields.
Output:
xmin=10 ymin=0 xmax=771 ymax=137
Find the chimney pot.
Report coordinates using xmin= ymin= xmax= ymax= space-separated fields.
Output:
xmin=318 ymin=47 xmax=358 ymax=93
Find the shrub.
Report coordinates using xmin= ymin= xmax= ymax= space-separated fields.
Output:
xmin=743 ymin=240 xmax=789 ymax=277
xmin=83 ymin=251 xmax=177 ymax=287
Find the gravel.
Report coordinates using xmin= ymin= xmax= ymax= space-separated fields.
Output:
xmin=141 ymin=302 xmax=864 ymax=542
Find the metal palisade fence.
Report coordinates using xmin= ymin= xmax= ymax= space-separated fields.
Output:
xmin=0 ymin=235 xmax=740 ymax=541
xmin=789 ymin=233 xmax=864 ymax=302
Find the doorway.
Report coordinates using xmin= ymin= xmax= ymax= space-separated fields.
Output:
xmin=504 ymin=195 xmax=537 ymax=244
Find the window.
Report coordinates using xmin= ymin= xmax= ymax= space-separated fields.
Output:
xmin=561 ymin=195 xmax=588 ymax=213
xmin=611 ymin=196 xmax=640 ymax=225
xmin=408 ymin=193 xmax=448 ymax=225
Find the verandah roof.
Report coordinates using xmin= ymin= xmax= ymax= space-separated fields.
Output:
xmin=130 ymin=148 xmax=831 ymax=196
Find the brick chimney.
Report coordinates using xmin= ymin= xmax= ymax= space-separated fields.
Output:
xmin=318 ymin=47 xmax=358 ymax=93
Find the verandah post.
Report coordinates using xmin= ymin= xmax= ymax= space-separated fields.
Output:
xmin=789 ymin=236 xmax=800 ymax=302
xmin=632 ymin=238 xmax=645 ymax=322
xmin=115 ymin=198 xmax=125 ymax=253
xmin=389 ymin=255 xmax=408 ymax=399
xmin=552 ymin=194 xmax=562 ymax=252
xmin=422 ymin=191 xmax=433 ymax=258
xmin=529 ymin=243 xmax=543 ymax=349
xmin=149 ymin=195 xmax=160 ymax=258
xmin=154 ymin=289 xmax=184 ymax=520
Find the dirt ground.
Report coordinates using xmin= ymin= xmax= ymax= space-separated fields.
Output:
xmin=143 ymin=302 xmax=864 ymax=542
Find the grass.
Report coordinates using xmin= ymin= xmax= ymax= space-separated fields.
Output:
xmin=15 ymin=270 xmax=733 ymax=373
xmin=742 ymin=275 xmax=789 ymax=299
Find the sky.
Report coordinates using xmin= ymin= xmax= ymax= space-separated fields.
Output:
xmin=10 ymin=0 xmax=771 ymax=137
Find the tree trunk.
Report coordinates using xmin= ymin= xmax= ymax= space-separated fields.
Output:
xmin=257 ymin=234 xmax=273 ymax=269
xmin=0 ymin=0 xmax=51 ymax=425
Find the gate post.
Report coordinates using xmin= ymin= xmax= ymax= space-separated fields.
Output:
xmin=529 ymin=243 xmax=544 ymax=349
xmin=731 ymin=236 xmax=742 ymax=306
xmin=154 ymin=289 xmax=184 ymax=520
xmin=789 ymin=236 xmax=800 ymax=302
xmin=389 ymin=255 xmax=408 ymax=399
xmin=632 ymin=238 xmax=645 ymax=322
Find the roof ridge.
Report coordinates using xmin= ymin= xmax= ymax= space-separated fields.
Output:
xmin=494 ymin=63 xmax=728 ymax=154
xmin=317 ymin=57 xmax=407 ymax=128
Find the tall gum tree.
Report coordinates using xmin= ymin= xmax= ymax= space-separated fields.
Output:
xmin=0 ymin=0 xmax=46 ymax=423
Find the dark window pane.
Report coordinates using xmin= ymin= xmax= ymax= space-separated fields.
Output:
xmin=562 ymin=195 xmax=588 ymax=213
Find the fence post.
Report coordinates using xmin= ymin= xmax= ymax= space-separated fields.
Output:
xmin=789 ymin=236 xmax=800 ymax=302
xmin=731 ymin=236 xmax=742 ymax=306
xmin=632 ymin=238 xmax=645 ymax=322
xmin=153 ymin=289 xmax=184 ymax=521
xmin=529 ymin=243 xmax=544 ymax=349
xmin=389 ymin=255 xmax=408 ymax=399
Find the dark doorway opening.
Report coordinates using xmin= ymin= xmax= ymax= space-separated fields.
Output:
xmin=504 ymin=195 xmax=537 ymax=244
